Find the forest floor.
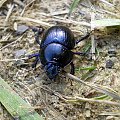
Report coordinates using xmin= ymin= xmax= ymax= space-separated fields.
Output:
xmin=0 ymin=0 xmax=120 ymax=120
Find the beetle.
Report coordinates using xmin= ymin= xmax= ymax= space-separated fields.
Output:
xmin=29 ymin=26 xmax=90 ymax=80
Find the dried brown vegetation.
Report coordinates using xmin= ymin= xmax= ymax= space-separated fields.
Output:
xmin=0 ymin=0 xmax=120 ymax=120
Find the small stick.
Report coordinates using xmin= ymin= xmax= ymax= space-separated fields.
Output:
xmin=99 ymin=0 xmax=114 ymax=6
xmin=12 ymin=16 xmax=54 ymax=27
xmin=20 ymin=0 xmax=36 ymax=16
xmin=65 ymin=96 xmax=120 ymax=107
xmin=63 ymin=71 xmax=120 ymax=100
xmin=99 ymin=112 xmax=120 ymax=116
xmin=0 ymin=35 xmax=24 ymax=51
xmin=12 ymin=16 xmax=91 ymax=27
xmin=0 ymin=0 xmax=7 ymax=8
xmin=51 ymin=17 xmax=91 ymax=27
xmin=40 ymin=85 xmax=120 ymax=107
xmin=50 ymin=10 xmax=69 ymax=16
xmin=0 ymin=33 xmax=12 ymax=43
xmin=4 ymin=4 xmax=14 ymax=26
xmin=91 ymin=12 xmax=96 ymax=60
xmin=0 ymin=57 xmax=28 ymax=62
xmin=19 ymin=105 xmax=45 ymax=110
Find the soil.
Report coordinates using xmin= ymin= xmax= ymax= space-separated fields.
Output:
xmin=0 ymin=0 xmax=120 ymax=120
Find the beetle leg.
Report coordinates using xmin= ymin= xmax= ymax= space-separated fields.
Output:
xmin=73 ymin=52 xmax=86 ymax=56
xmin=75 ymin=32 xmax=90 ymax=44
xmin=73 ymin=44 xmax=91 ymax=56
xmin=28 ymin=53 xmax=40 ymax=59
xmin=70 ymin=62 xmax=75 ymax=75
xmin=32 ymin=56 xmax=40 ymax=68
xmin=28 ymin=53 xmax=40 ymax=68
xmin=34 ymin=30 xmax=42 ymax=46
xmin=29 ymin=26 xmax=44 ymax=46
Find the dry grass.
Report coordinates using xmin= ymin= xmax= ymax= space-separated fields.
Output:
xmin=0 ymin=0 xmax=120 ymax=120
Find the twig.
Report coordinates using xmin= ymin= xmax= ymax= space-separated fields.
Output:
xmin=12 ymin=15 xmax=91 ymax=27
xmin=12 ymin=16 xmax=54 ymax=27
xmin=63 ymin=71 xmax=120 ymax=100
xmin=40 ymin=85 xmax=66 ymax=101
xmin=81 ymin=1 xmax=119 ymax=17
xmin=98 ymin=0 xmax=114 ymax=7
xmin=39 ymin=84 xmax=120 ymax=107
xmin=19 ymin=105 xmax=45 ymax=110
xmin=50 ymin=10 xmax=69 ymax=16
xmin=38 ymin=12 xmax=91 ymax=27
xmin=0 ymin=33 xmax=12 ymax=42
xmin=0 ymin=35 xmax=24 ymax=51
xmin=99 ymin=112 xmax=120 ymax=116
xmin=20 ymin=0 xmax=36 ymax=16
xmin=91 ymin=12 xmax=96 ymax=60
xmin=51 ymin=17 xmax=90 ymax=27
xmin=97 ymin=8 xmax=119 ymax=18
xmin=0 ymin=57 xmax=28 ymax=62
xmin=0 ymin=0 xmax=7 ymax=8
xmin=65 ymin=96 xmax=120 ymax=107
xmin=37 ymin=10 xmax=69 ymax=16
xmin=15 ymin=81 xmax=35 ymax=99
xmin=4 ymin=4 xmax=14 ymax=26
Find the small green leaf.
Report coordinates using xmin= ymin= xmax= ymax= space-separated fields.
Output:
xmin=92 ymin=19 xmax=120 ymax=28
xmin=0 ymin=77 xmax=44 ymax=120
xmin=93 ymin=95 xmax=112 ymax=100
xmin=68 ymin=0 xmax=81 ymax=17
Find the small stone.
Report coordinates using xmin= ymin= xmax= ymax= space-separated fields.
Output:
xmin=106 ymin=59 xmax=114 ymax=69
xmin=85 ymin=110 xmax=91 ymax=117
xmin=16 ymin=25 xmax=29 ymax=35
xmin=14 ymin=49 xmax=26 ymax=58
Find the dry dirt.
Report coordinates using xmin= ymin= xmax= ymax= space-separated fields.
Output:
xmin=0 ymin=0 xmax=120 ymax=120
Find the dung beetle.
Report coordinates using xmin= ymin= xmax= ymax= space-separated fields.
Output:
xmin=29 ymin=26 xmax=90 ymax=80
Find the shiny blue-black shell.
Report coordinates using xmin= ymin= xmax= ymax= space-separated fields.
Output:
xmin=40 ymin=26 xmax=75 ymax=67
xmin=40 ymin=26 xmax=75 ymax=49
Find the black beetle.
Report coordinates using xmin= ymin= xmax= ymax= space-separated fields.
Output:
xmin=29 ymin=26 xmax=90 ymax=80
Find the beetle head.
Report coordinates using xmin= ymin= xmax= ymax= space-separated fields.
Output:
xmin=45 ymin=62 xmax=60 ymax=80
